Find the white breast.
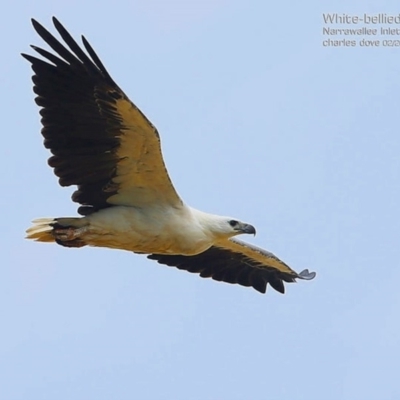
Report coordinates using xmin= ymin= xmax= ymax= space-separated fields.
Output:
xmin=83 ymin=204 xmax=214 ymax=255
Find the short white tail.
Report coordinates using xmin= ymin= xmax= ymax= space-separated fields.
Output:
xmin=26 ymin=218 xmax=56 ymax=242
xmin=26 ymin=217 xmax=87 ymax=244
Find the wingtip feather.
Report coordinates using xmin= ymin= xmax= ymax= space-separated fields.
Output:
xmin=298 ymin=269 xmax=316 ymax=280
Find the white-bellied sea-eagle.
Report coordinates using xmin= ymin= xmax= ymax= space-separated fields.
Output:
xmin=23 ymin=17 xmax=316 ymax=294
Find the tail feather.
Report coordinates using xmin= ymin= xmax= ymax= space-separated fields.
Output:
xmin=26 ymin=218 xmax=55 ymax=242
xmin=26 ymin=217 xmax=88 ymax=246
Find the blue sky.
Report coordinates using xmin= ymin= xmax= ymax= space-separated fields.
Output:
xmin=2 ymin=0 xmax=400 ymax=399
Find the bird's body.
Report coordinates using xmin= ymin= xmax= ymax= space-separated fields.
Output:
xmin=29 ymin=206 xmax=240 ymax=255
xmin=23 ymin=17 xmax=315 ymax=294
xmin=85 ymin=205 xmax=205 ymax=255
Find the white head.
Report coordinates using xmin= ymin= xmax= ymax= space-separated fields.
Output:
xmin=193 ymin=209 xmax=256 ymax=240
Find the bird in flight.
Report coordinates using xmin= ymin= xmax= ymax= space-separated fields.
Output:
xmin=23 ymin=17 xmax=315 ymax=294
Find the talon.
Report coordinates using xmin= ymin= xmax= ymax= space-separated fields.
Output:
xmin=53 ymin=227 xmax=80 ymax=241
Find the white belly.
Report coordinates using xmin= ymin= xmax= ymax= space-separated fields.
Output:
xmin=83 ymin=205 xmax=213 ymax=255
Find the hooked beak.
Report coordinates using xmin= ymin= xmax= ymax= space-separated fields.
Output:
xmin=239 ymin=223 xmax=256 ymax=236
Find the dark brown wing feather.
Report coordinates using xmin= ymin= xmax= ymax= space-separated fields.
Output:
xmin=22 ymin=17 xmax=181 ymax=215
xmin=148 ymin=238 xmax=316 ymax=294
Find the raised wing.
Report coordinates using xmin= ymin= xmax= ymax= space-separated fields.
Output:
xmin=148 ymin=238 xmax=315 ymax=294
xmin=22 ymin=17 xmax=182 ymax=215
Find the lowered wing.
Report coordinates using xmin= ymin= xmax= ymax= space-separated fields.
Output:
xmin=22 ymin=17 xmax=182 ymax=215
xmin=148 ymin=238 xmax=316 ymax=294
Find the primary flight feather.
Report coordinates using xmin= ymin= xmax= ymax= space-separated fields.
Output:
xmin=23 ymin=17 xmax=315 ymax=294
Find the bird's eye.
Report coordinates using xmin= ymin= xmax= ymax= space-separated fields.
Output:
xmin=229 ymin=220 xmax=238 ymax=227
